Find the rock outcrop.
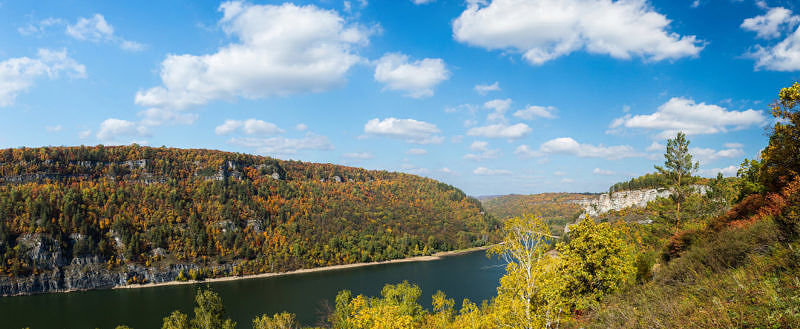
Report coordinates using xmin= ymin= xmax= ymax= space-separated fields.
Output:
xmin=576 ymin=185 xmax=711 ymax=218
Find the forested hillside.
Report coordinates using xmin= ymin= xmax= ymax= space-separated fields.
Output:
xmin=0 ymin=145 xmax=498 ymax=285
xmin=480 ymin=193 xmax=587 ymax=236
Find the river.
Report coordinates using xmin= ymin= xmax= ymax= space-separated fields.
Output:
xmin=0 ymin=250 xmax=505 ymax=328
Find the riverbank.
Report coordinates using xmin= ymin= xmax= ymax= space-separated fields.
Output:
xmin=113 ymin=245 xmax=493 ymax=291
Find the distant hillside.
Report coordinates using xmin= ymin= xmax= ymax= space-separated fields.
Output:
xmin=480 ymin=193 xmax=591 ymax=235
xmin=0 ymin=145 xmax=498 ymax=295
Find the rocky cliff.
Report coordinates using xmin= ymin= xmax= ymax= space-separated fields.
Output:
xmin=0 ymin=233 xmax=232 ymax=296
xmin=576 ymin=185 xmax=711 ymax=218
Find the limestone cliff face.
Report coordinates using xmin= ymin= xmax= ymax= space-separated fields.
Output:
xmin=0 ymin=234 xmax=233 ymax=296
xmin=576 ymin=185 xmax=711 ymax=218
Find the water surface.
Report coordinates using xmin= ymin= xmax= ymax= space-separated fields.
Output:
xmin=1 ymin=250 xmax=504 ymax=328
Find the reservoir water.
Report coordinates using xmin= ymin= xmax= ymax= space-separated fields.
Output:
xmin=0 ymin=250 xmax=504 ymax=328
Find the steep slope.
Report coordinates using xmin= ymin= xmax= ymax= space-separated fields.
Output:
xmin=0 ymin=145 xmax=498 ymax=295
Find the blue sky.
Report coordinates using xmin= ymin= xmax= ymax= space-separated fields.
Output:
xmin=1 ymin=0 xmax=798 ymax=195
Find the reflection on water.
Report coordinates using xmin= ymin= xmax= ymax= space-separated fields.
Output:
xmin=0 ymin=250 xmax=504 ymax=329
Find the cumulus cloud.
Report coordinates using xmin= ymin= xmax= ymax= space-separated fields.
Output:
xmin=228 ymin=133 xmax=333 ymax=155
xmin=484 ymin=98 xmax=513 ymax=121
xmin=66 ymin=14 xmax=145 ymax=51
xmin=214 ymin=119 xmax=284 ymax=136
xmin=474 ymin=166 xmax=512 ymax=176
xmin=452 ymin=0 xmax=704 ymax=65
xmin=691 ymin=147 xmax=744 ymax=165
xmin=295 ymin=123 xmax=308 ymax=131
xmin=364 ymin=117 xmax=443 ymax=144
xmin=78 ymin=129 xmax=92 ymax=139
xmin=467 ymin=123 xmax=532 ymax=139
xmin=748 ymin=27 xmax=800 ymax=71
xmin=724 ymin=142 xmax=743 ymax=148
xmin=136 ymin=2 xmax=369 ymax=113
xmin=593 ymin=168 xmax=616 ymax=175
xmin=560 ymin=178 xmax=575 ymax=184
xmin=698 ymin=165 xmax=739 ymax=178
xmin=411 ymin=0 xmax=435 ymax=4
xmin=741 ymin=5 xmax=799 ymax=39
xmin=464 ymin=140 xmax=501 ymax=161
xmin=0 ymin=49 xmax=86 ymax=107
xmin=45 ymin=125 xmax=63 ymax=132
xmin=343 ymin=152 xmax=374 ymax=159
xmin=609 ymin=97 xmax=766 ymax=138
xmin=474 ymin=81 xmax=500 ymax=95
xmin=513 ymin=105 xmax=557 ymax=120
xmin=96 ymin=118 xmax=150 ymax=141
xmin=374 ymin=52 xmax=449 ymax=98
xmin=406 ymin=148 xmax=428 ymax=155
xmin=540 ymin=137 xmax=640 ymax=159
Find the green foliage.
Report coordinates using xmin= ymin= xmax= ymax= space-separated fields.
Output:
xmin=556 ymin=219 xmax=635 ymax=311
xmin=736 ymin=158 xmax=766 ymax=201
xmin=655 ymin=132 xmax=700 ymax=231
xmin=252 ymin=312 xmax=299 ymax=329
xmin=609 ymin=172 xmax=671 ymax=193
xmin=761 ymin=82 xmax=800 ymax=191
xmin=157 ymin=289 xmax=235 ymax=329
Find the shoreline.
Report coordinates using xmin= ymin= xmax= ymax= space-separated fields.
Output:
xmin=112 ymin=245 xmax=493 ymax=291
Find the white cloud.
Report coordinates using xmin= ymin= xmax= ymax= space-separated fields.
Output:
xmin=96 ymin=118 xmax=150 ymax=141
xmin=214 ymin=119 xmax=284 ymax=136
xmin=0 ymin=49 xmax=86 ymax=107
xmin=411 ymin=0 xmax=435 ymax=4
xmin=749 ymin=26 xmax=800 ymax=71
xmin=513 ymin=105 xmax=557 ymax=120
xmin=593 ymin=168 xmax=616 ymax=175
xmin=467 ymin=123 xmax=531 ymax=139
xmin=66 ymin=14 xmax=113 ymax=41
xmin=374 ymin=52 xmax=449 ymax=98
xmin=406 ymin=148 xmax=428 ymax=155
xmin=553 ymin=171 xmax=567 ymax=176
xmin=136 ymin=2 xmax=369 ymax=112
xmin=514 ymin=144 xmax=542 ymax=158
xmin=741 ymin=6 xmax=799 ymax=39
xmin=723 ymin=142 xmax=743 ymax=148
xmin=119 ymin=40 xmax=146 ymax=52
xmin=343 ymin=152 xmax=374 ymax=159
xmin=474 ymin=81 xmax=500 ymax=95
xmin=295 ymin=123 xmax=308 ymax=131
xmin=560 ymin=178 xmax=575 ymax=184
xmin=698 ymin=165 xmax=739 ymax=178
xmin=78 ymin=129 xmax=92 ymax=139
xmin=229 ymin=133 xmax=333 ymax=155
xmin=484 ymin=98 xmax=513 ymax=121
xmin=364 ymin=117 xmax=443 ymax=144
xmin=45 ymin=125 xmax=62 ymax=132
xmin=452 ymin=0 xmax=703 ymax=65
xmin=609 ymin=97 xmax=766 ymax=138
xmin=691 ymin=147 xmax=744 ymax=165
xmin=18 ymin=18 xmax=63 ymax=36
xmin=464 ymin=140 xmax=501 ymax=161
xmin=474 ymin=166 xmax=512 ymax=176
xmin=66 ymin=14 xmax=143 ymax=52
xmin=540 ymin=137 xmax=640 ymax=160
xmin=646 ymin=141 xmax=665 ymax=152
xmin=138 ymin=108 xmax=198 ymax=126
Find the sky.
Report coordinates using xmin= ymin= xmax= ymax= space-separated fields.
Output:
xmin=1 ymin=0 xmax=798 ymax=195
